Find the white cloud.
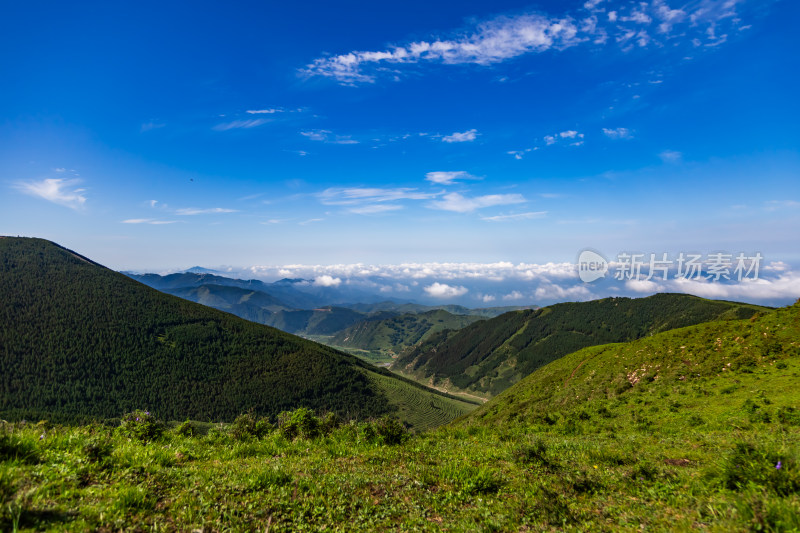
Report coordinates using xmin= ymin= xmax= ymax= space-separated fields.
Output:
xmin=602 ymin=127 xmax=633 ymax=139
xmin=503 ymin=290 xmax=526 ymax=300
xmin=623 ymin=10 xmax=652 ymax=24
xmin=507 ymin=149 xmax=534 ymax=160
xmin=544 ymin=130 xmax=584 ymax=147
xmin=764 ymin=200 xmax=800 ymax=211
xmin=140 ymin=122 xmax=166 ymax=132
xmin=314 ymin=275 xmax=342 ymax=287
xmin=625 ymin=279 xmax=664 ymax=293
xmin=424 ymin=171 xmax=479 ymax=185
xmin=659 ymin=150 xmax=682 ymax=162
xmin=534 ymin=283 xmax=594 ymax=301
xmin=442 ymin=129 xmax=478 ymax=143
xmin=429 ymin=192 xmax=526 ymax=213
xmin=319 ymin=187 xmax=437 ymax=206
xmin=653 ymin=0 xmax=686 ymax=33
xmin=246 ymin=109 xmax=282 ymax=114
xmin=348 ymin=204 xmax=404 ymax=214
xmin=480 ymin=294 xmax=497 ymax=303
xmin=213 ymin=119 xmax=270 ymax=131
xmin=481 ymin=211 xmax=547 ymax=222
xmin=175 ymin=207 xmax=238 ymax=215
xmin=424 ymin=282 xmax=469 ymax=298
xmin=15 ymin=178 xmax=87 ymax=210
xmin=300 ymin=130 xmax=359 ymax=144
xmin=302 ymin=3 xmax=749 ymax=84
xmin=122 ymin=219 xmax=177 ymax=225
xmin=302 ymin=13 xmax=582 ymax=84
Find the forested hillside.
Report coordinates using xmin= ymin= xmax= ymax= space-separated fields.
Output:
xmin=328 ymin=309 xmax=484 ymax=360
xmin=0 ymin=238 xmax=473 ymax=425
xmin=395 ymin=293 xmax=769 ymax=396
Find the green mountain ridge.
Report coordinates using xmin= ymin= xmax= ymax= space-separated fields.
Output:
xmin=462 ymin=298 xmax=800 ymax=428
xmin=327 ymin=309 xmax=485 ymax=360
xmin=394 ymin=293 xmax=769 ymax=397
xmin=0 ymin=238 xmax=475 ymax=429
xmin=2 ymin=295 xmax=797 ymax=531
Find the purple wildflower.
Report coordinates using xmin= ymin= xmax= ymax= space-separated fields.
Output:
xmin=776 ymin=461 xmax=782 ymax=470
xmin=136 ymin=417 xmax=140 ymax=422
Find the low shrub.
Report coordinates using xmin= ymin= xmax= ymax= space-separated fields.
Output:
xmin=230 ymin=412 xmax=272 ymax=441
xmin=118 ymin=410 xmax=163 ymax=442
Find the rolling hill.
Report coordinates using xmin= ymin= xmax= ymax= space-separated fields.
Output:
xmin=394 ymin=293 xmax=769 ymax=397
xmin=0 ymin=237 xmax=477 ymax=428
xmin=4 ymin=299 xmax=797 ymax=531
xmin=462 ymin=297 xmax=800 ymax=428
xmin=326 ymin=309 xmax=485 ymax=360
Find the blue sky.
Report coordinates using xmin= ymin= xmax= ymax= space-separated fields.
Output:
xmin=2 ymin=0 xmax=799 ymax=303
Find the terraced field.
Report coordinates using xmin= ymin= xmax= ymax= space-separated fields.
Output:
xmin=366 ymin=371 xmax=480 ymax=431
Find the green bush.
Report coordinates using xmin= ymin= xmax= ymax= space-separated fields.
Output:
xmin=117 ymin=410 xmax=163 ymax=442
xmin=173 ymin=420 xmax=196 ymax=437
xmin=373 ymin=416 xmax=409 ymax=446
xmin=278 ymin=408 xmax=320 ymax=440
xmin=230 ymin=412 xmax=272 ymax=441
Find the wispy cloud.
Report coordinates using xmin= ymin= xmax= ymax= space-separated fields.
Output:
xmin=246 ymin=108 xmax=282 ymax=114
xmin=602 ymin=127 xmax=633 ymax=139
xmin=481 ymin=211 xmax=547 ymax=222
xmin=140 ymin=121 xmax=166 ymax=132
xmin=429 ymin=192 xmax=525 ymax=213
xmin=213 ymin=119 xmax=270 ymax=131
xmin=122 ymin=219 xmax=177 ymax=225
xmin=544 ymin=130 xmax=585 ymax=146
xmin=175 ymin=207 xmax=239 ymax=215
xmin=764 ymin=200 xmax=800 ymax=211
xmin=300 ymin=129 xmax=359 ymax=144
xmin=424 ymin=171 xmax=480 ymax=185
xmin=15 ymin=178 xmax=87 ymax=210
xmin=318 ymin=187 xmax=438 ymax=206
xmin=302 ymin=1 xmax=752 ymax=84
xmin=442 ymin=129 xmax=478 ymax=143
xmin=348 ymin=204 xmax=404 ymax=215
xmin=659 ymin=149 xmax=682 ymax=162
xmin=302 ymin=13 xmax=582 ymax=84
xmin=507 ymin=148 xmax=536 ymax=160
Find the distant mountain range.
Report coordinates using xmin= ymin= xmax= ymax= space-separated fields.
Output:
xmin=0 ymin=237 xmax=477 ymax=427
xmin=393 ymin=293 xmax=770 ymax=397
xmin=124 ymin=271 xmax=531 ymax=344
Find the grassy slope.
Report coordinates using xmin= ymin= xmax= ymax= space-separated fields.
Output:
xmin=1 ymin=303 xmax=798 ymax=531
xmin=394 ymin=293 xmax=769 ymax=397
xmin=0 ymin=238 xmax=473 ymax=430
